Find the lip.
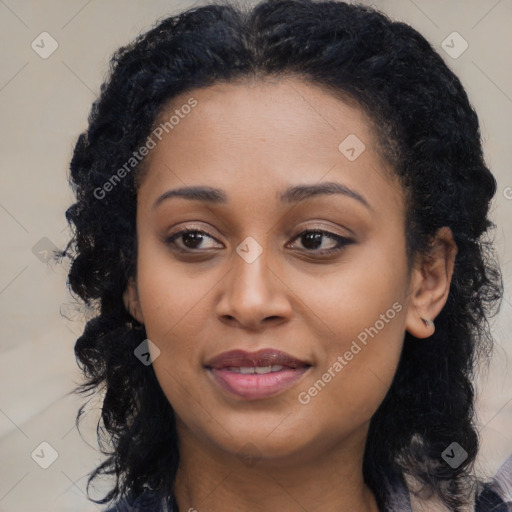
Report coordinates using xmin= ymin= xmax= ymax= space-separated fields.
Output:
xmin=205 ymin=348 xmax=309 ymax=369
xmin=205 ymin=349 xmax=311 ymax=400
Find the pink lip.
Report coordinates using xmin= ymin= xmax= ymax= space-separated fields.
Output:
xmin=205 ymin=349 xmax=311 ymax=400
xmin=205 ymin=348 xmax=309 ymax=369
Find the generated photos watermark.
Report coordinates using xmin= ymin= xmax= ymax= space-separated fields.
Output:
xmin=94 ymin=97 xmax=198 ymax=200
xmin=298 ymin=301 xmax=403 ymax=405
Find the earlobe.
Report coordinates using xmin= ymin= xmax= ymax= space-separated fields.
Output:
xmin=421 ymin=318 xmax=434 ymax=330
xmin=406 ymin=310 xmax=436 ymax=339
xmin=123 ymin=276 xmax=144 ymax=324
xmin=405 ymin=227 xmax=457 ymax=339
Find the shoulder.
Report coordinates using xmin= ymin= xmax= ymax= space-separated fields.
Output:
xmin=102 ymin=488 xmax=176 ymax=512
xmin=395 ymin=453 xmax=512 ymax=512
xmin=475 ymin=453 xmax=512 ymax=512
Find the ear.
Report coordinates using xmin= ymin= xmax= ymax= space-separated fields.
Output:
xmin=405 ymin=227 xmax=457 ymax=339
xmin=123 ymin=276 xmax=144 ymax=324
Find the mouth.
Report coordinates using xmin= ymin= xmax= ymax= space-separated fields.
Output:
xmin=222 ymin=365 xmax=288 ymax=374
xmin=205 ymin=349 xmax=311 ymax=400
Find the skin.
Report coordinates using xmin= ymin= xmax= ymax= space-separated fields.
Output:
xmin=124 ymin=76 xmax=457 ymax=512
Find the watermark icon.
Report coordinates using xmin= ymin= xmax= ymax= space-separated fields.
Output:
xmin=32 ymin=236 xmax=59 ymax=263
xmin=338 ymin=133 xmax=365 ymax=161
xmin=134 ymin=339 xmax=161 ymax=366
xmin=94 ymin=97 xmax=198 ymax=200
xmin=441 ymin=31 xmax=468 ymax=59
xmin=31 ymin=32 xmax=58 ymax=59
xmin=31 ymin=441 xmax=59 ymax=469
xmin=298 ymin=301 xmax=402 ymax=405
xmin=442 ymin=442 xmax=468 ymax=468
xmin=503 ymin=187 xmax=512 ymax=200
xmin=236 ymin=236 xmax=263 ymax=264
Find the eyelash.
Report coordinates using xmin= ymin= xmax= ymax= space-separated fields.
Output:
xmin=165 ymin=228 xmax=354 ymax=256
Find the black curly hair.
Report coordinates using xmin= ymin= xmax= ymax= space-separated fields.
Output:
xmin=58 ymin=0 xmax=503 ymax=510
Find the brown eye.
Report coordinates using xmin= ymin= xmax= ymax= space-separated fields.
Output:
xmin=165 ymin=229 xmax=222 ymax=252
xmin=288 ymin=230 xmax=354 ymax=254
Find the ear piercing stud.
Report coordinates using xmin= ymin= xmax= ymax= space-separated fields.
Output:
xmin=422 ymin=318 xmax=434 ymax=328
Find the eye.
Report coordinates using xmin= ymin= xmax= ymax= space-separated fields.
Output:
xmin=165 ymin=227 xmax=353 ymax=256
xmin=287 ymin=229 xmax=354 ymax=255
xmin=165 ymin=229 xmax=222 ymax=252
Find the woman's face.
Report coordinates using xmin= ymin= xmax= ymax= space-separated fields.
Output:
xmin=127 ymin=77 xmax=415 ymax=465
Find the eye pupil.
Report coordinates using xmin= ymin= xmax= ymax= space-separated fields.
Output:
xmin=183 ymin=232 xmax=203 ymax=248
xmin=302 ymin=232 xmax=323 ymax=249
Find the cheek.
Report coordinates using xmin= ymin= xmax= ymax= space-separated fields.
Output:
xmin=299 ymin=297 xmax=405 ymax=422
xmin=300 ymin=245 xmax=407 ymax=345
xmin=297 ymin=253 xmax=407 ymax=417
xmin=137 ymin=265 xmax=211 ymax=413
xmin=136 ymin=238 xmax=212 ymax=336
xmin=133 ymin=245 xmax=212 ymax=389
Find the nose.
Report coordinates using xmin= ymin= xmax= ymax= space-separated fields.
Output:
xmin=215 ymin=244 xmax=293 ymax=331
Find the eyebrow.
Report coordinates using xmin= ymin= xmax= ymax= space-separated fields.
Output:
xmin=152 ymin=181 xmax=371 ymax=210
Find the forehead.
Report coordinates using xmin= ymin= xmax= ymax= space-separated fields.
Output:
xmin=137 ymin=76 xmax=402 ymax=214
xmin=156 ymin=76 xmax=380 ymax=161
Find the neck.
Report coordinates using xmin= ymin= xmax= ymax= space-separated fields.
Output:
xmin=173 ymin=424 xmax=379 ymax=512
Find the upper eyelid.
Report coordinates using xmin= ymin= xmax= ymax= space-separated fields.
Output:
xmin=287 ymin=230 xmax=352 ymax=250
xmin=166 ymin=227 xmax=221 ymax=242
xmin=166 ymin=218 xmax=353 ymax=236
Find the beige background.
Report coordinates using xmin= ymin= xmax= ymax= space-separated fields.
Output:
xmin=0 ymin=1 xmax=511 ymax=511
